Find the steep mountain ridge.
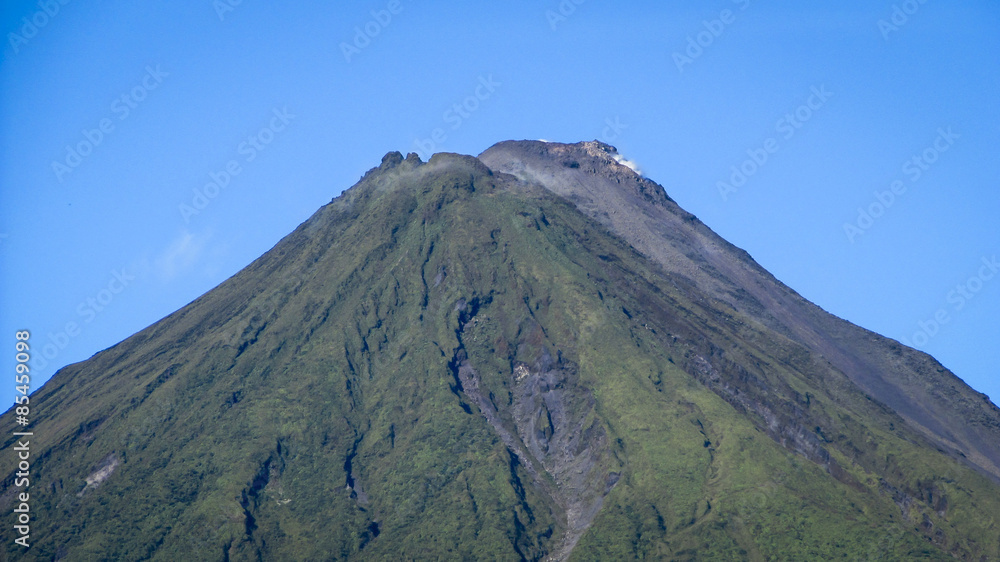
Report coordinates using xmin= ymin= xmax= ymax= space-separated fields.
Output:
xmin=480 ymin=140 xmax=1000 ymax=482
xmin=1 ymin=142 xmax=998 ymax=560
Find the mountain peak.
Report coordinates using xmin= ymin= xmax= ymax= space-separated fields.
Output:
xmin=380 ymin=150 xmax=404 ymax=169
xmin=426 ymin=150 xmax=493 ymax=175
xmin=3 ymin=141 xmax=999 ymax=560
xmin=485 ymin=139 xmax=1000 ymax=486
xmin=481 ymin=139 xmax=643 ymax=176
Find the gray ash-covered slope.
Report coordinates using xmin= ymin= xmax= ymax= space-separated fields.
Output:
xmin=1 ymin=141 xmax=999 ymax=561
xmin=481 ymin=140 xmax=1000 ymax=483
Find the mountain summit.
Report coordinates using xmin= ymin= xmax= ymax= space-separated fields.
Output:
xmin=3 ymin=141 xmax=999 ymax=560
xmin=480 ymin=140 xmax=1000 ymax=482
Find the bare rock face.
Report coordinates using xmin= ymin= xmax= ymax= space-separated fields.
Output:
xmin=451 ymin=298 xmax=619 ymax=561
xmin=511 ymin=375 xmax=607 ymax=558
xmin=508 ymin=335 xmax=618 ymax=560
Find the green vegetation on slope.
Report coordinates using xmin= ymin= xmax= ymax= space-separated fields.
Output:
xmin=1 ymin=152 xmax=997 ymax=560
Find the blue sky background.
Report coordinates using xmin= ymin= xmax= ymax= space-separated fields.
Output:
xmin=1 ymin=0 xmax=997 ymax=409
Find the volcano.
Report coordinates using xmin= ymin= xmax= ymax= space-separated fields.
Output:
xmin=3 ymin=140 xmax=999 ymax=560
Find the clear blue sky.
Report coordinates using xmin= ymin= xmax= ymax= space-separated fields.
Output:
xmin=2 ymin=1 xmax=998 ymax=409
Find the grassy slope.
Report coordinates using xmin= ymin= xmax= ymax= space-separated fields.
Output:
xmin=0 ymin=153 xmax=997 ymax=560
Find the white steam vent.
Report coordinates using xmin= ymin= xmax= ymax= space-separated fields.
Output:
xmin=612 ymin=152 xmax=643 ymax=176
